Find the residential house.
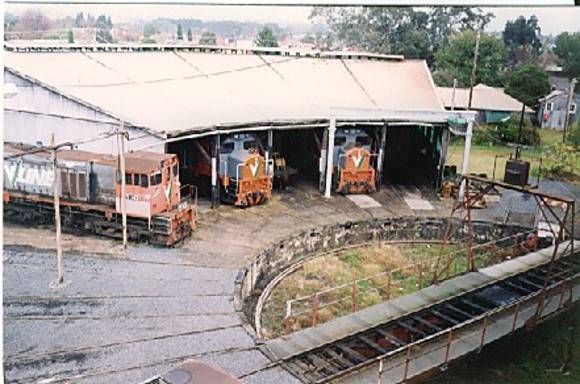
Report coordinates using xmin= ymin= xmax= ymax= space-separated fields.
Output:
xmin=437 ymin=84 xmax=533 ymax=124
xmin=537 ymin=66 xmax=579 ymax=130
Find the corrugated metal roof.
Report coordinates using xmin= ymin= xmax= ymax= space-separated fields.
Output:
xmin=5 ymin=50 xmax=444 ymax=136
xmin=437 ymin=84 xmax=534 ymax=113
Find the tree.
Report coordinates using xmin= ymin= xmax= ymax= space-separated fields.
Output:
xmin=17 ymin=9 xmax=51 ymax=32
xmin=67 ymin=29 xmax=74 ymax=44
xmin=505 ymin=65 xmax=550 ymax=153
xmin=74 ymin=12 xmax=85 ymax=28
xmin=187 ymin=28 xmax=193 ymax=42
xmin=199 ymin=31 xmax=217 ymax=45
xmin=255 ymin=26 xmax=279 ymax=48
xmin=95 ymin=14 xmax=113 ymax=43
xmin=177 ymin=24 xmax=183 ymax=40
xmin=143 ymin=23 xmax=158 ymax=39
xmin=554 ymin=32 xmax=580 ymax=78
xmin=435 ymin=31 xmax=505 ymax=87
xmin=310 ymin=7 xmax=492 ymax=64
xmin=505 ymin=64 xmax=550 ymax=108
xmin=503 ymin=15 xmax=542 ymax=68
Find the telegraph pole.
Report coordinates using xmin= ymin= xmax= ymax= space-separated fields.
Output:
xmin=50 ymin=133 xmax=64 ymax=287
xmin=467 ymin=30 xmax=481 ymax=110
xmin=562 ymin=78 xmax=577 ymax=143
xmin=118 ymin=122 xmax=128 ymax=249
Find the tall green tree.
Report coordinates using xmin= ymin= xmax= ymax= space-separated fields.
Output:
xmin=255 ymin=26 xmax=279 ymax=48
xmin=553 ymin=32 xmax=580 ymax=78
xmin=199 ymin=31 xmax=217 ymax=45
xmin=435 ymin=31 xmax=505 ymax=87
xmin=67 ymin=29 xmax=74 ymax=44
xmin=503 ymin=15 xmax=542 ymax=69
xmin=74 ymin=12 xmax=85 ymax=27
xmin=143 ymin=23 xmax=157 ymax=39
xmin=95 ymin=14 xmax=113 ymax=43
xmin=505 ymin=64 xmax=550 ymax=152
xmin=505 ymin=64 xmax=550 ymax=108
xmin=177 ymin=24 xmax=183 ymax=40
xmin=310 ymin=7 xmax=492 ymax=64
xmin=187 ymin=28 xmax=193 ymax=42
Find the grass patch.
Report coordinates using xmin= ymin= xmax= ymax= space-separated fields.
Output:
xmin=261 ymin=243 xmax=461 ymax=339
xmin=447 ymin=128 xmax=579 ymax=182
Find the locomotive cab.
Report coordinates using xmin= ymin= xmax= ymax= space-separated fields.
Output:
xmin=333 ymin=128 xmax=377 ymax=195
xmin=116 ymin=154 xmax=181 ymax=218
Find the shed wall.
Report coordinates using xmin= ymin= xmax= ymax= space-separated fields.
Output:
xmin=4 ymin=70 xmax=164 ymax=154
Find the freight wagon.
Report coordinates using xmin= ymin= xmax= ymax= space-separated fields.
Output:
xmin=3 ymin=143 xmax=196 ymax=246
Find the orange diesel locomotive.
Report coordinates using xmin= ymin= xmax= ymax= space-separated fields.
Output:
xmin=333 ymin=128 xmax=377 ymax=194
xmin=3 ymin=143 xmax=196 ymax=246
xmin=193 ymin=134 xmax=272 ymax=207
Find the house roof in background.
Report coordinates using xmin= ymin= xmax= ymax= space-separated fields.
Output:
xmin=437 ymin=84 xmax=534 ymax=113
xmin=4 ymin=48 xmax=444 ymax=137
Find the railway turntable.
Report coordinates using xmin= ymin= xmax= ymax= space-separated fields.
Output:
xmin=264 ymin=242 xmax=580 ymax=383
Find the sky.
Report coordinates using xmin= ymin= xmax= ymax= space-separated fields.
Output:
xmin=5 ymin=4 xmax=580 ymax=35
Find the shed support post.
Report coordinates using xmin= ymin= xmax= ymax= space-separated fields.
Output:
xmin=118 ymin=122 xmax=128 ymax=250
xmin=211 ymin=135 xmax=220 ymax=208
xmin=437 ymin=127 xmax=450 ymax=190
xmin=376 ymin=123 xmax=387 ymax=191
xmin=324 ymin=116 xmax=336 ymax=198
xmin=319 ymin=129 xmax=328 ymax=193
xmin=266 ymin=129 xmax=273 ymax=176
xmin=458 ymin=119 xmax=473 ymax=201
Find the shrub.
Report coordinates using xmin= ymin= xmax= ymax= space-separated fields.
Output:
xmin=565 ymin=123 xmax=580 ymax=148
xmin=472 ymin=121 xmax=540 ymax=146
xmin=473 ymin=125 xmax=502 ymax=145
xmin=541 ymin=143 xmax=579 ymax=182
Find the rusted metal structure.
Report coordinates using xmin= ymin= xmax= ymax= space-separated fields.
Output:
xmin=3 ymin=142 xmax=197 ymax=246
xmin=263 ymin=242 xmax=578 ymax=383
xmin=256 ymin=175 xmax=578 ymax=383
xmin=432 ymin=175 xmax=575 ymax=285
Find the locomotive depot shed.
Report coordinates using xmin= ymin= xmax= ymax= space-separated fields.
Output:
xmin=4 ymin=44 xmax=476 ymax=202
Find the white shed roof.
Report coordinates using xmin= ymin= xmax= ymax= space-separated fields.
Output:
xmin=5 ymin=49 xmax=445 ymax=137
xmin=437 ymin=84 xmax=533 ymax=113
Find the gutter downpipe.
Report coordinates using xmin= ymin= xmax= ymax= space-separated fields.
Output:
xmin=324 ymin=116 xmax=337 ymax=198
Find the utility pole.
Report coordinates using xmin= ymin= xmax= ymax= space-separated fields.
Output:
xmin=451 ymin=78 xmax=458 ymax=111
xmin=562 ymin=77 xmax=577 ymax=143
xmin=50 ymin=133 xmax=64 ymax=287
xmin=118 ymin=122 xmax=128 ymax=249
xmin=467 ymin=30 xmax=481 ymax=110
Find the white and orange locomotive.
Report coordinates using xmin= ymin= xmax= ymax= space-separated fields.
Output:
xmin=3 ymin=143 xmax=196 ymax=246
xmin=332 ymin=128 xmax=377 ymax=194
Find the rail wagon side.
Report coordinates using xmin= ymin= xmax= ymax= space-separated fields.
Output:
xmin=333 ymin=128 xmax=377 ymax=194
xmin=3 ymin=143 xmax=196 ymax=246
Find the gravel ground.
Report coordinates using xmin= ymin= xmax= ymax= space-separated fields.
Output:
xmin=4 ymin=185 xmax=453 ymax=384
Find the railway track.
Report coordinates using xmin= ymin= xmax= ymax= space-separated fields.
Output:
xmin=279 ymin=251 xmax=580 ymax=383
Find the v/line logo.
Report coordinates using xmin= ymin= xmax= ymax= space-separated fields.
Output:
xmin=351 ymin=151 xmax=365 ymax=169
xmin=248 ymin=159 xmax=260 ymax=177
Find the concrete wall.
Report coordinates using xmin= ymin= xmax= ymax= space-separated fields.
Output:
xmin=4 ymin=70 xmax=164 ymax=154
